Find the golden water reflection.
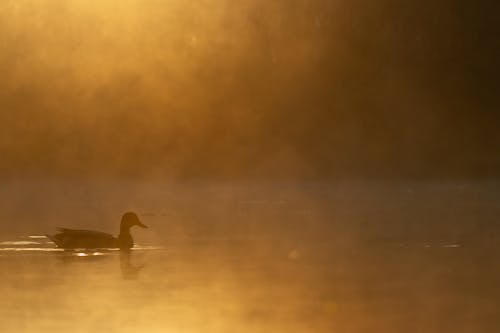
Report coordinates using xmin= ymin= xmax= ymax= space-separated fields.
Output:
xmin=0 ymin=238 xmax=498 ymax=333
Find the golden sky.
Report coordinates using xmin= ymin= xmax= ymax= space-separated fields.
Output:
xmin=0 ymin=0 xmax=498 ymax=179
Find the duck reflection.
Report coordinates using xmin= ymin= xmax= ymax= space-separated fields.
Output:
xmin=120 ymin=250 xmax=145 ymax=280
xmin=53 ymin=249 xmax=145 ymax=280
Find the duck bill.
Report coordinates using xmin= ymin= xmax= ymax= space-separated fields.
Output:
xmin=137 ymin=222 xmax=148 ymax=229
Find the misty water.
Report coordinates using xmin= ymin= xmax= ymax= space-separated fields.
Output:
xmin=1 ymin=181 xmax=499 ymax=332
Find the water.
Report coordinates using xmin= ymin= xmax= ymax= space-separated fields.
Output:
xmin=0 ymin=181 xmax=499 ymax=332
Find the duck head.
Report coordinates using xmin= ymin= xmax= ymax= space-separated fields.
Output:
xmin=120 ymin=212 xmax=148 ymax=231
xmin=118 ymin=212 xmax=147 ymax=250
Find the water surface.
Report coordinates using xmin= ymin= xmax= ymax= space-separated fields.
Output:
xmin=1 ymin=182 xmax=499 ymax=332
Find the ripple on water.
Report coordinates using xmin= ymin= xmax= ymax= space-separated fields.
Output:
xmin=0 ymin=236 xmax=164 ymax=254
xmin=0 ymin=241 xmax=41 ymax=245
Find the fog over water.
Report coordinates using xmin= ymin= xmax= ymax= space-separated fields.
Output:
xmin=1 ymin=180 xmax=499 ymax=332
xmin=0 ymin=1 xmax=499 ymax=332
xmin=0 ymin=0 xmax=498 ymax=179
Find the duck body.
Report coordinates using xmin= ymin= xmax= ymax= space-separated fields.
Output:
xmin=47 ymin=212 xmax=147 ymax=250
xmin=48 ymin=228 xmax=119 ymax=249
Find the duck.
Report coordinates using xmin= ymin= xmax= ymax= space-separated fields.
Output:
xmin=47 ymin=212 xmax=147 ymax=250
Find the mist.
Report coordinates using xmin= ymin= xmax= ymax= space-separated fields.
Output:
xmin=1 ymin=1 xmax=499 ymax=332
xmin=1 ymin=0 xmax=498 ymax=180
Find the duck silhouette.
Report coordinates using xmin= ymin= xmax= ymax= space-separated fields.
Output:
xmin=47 ymin=212 xmax=147 ymax=250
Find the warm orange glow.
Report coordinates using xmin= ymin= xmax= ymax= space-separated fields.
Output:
xmin=0 ymin=1 xmax=498 ymax=332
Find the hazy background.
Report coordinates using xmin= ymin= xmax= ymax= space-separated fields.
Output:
xmin=1 ymin=2 xmax=499 ymax=332
xmin=0 ymin=0 xmax=498 ymax=180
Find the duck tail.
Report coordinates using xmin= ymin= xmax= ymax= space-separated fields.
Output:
xmin=45 ymin=234 xmax=58 ymax=245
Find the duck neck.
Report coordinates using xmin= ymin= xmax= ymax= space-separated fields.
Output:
xmin=118 ymin=226 xmax=133 ymax=249
xmin=119 ymin=225 xmax=131 ymax=236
